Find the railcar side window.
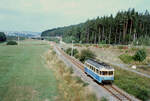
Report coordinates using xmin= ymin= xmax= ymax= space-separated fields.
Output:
xmin=93 ymin=68 xmax=95 ymax=72
xmin=99 ymin=71 xmax=101 ymax=75
xmin=96 ymin=69 xmax=99 ymax=73
xmin=88 ymin=64 xmax=90 ymax=68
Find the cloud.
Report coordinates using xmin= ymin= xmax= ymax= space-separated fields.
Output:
xmin=0 ymin=0 xmax=149 ymax=32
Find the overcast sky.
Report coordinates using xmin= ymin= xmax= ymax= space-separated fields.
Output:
xmin=0 ymin=0 xmax=150 ymax=32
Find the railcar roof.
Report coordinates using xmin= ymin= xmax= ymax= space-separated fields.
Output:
xmin=85 ymin=59 xmax=113 ymax=69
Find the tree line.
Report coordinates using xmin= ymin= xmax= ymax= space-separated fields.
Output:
xmin=41 ymin=9 xmax=150 ymax=45
xmin=0 ymin=32 xmax=6 ymax=42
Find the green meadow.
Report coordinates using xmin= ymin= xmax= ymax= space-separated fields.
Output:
xmin=0 ymin=40 xmax=58 ymax=101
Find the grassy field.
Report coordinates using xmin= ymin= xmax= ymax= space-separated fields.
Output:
xmin=0 ymin=40 xmax=59 ymax=101
xmin=113 ymin=65 xmax=150 ymax=101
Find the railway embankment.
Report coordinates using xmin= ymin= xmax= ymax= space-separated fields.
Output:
xmin=46 ymin=48 xmax=100 ymax=101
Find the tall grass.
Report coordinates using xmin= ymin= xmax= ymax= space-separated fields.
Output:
xmin=45 ymin=50 xmax=99 ymax=101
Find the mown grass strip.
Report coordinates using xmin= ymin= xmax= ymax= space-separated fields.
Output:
xmin=0 ymin=40 xmax=59 ymax=101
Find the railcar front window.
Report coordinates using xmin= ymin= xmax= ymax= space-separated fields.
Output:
xmin=103 ymin=71 xmax=107 ymax=75
xmin=109 ymin=71 xmax=113 ymax=75
xmin=88 ymin=65 xmax=90 ymax=68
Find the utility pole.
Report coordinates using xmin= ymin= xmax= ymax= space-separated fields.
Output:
xmin=71 ymin=40 xmax=74 ymax=56
xmin=18 ymin=33 xmax=19 ymax=46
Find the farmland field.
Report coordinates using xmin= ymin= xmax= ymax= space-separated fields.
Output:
xmin=0 ymin=40 xmax=59 ymax=101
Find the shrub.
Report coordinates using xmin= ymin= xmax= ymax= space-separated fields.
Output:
xmin=74 ymin=44 xmax=82 ymax=47
xmin=66 ymin=48 xmax=72 ymax=55
xmin=73 ymin=48 xmax=79 ymax=56
xmin=125 ymin=50 xmax=128 ymax=53
xmin=52 ymin=51 xmax=56 ymax=55
xmin=101 ymin=97 xmax=108 ymax=101
xmin=6 ymin=41 xmax=18 ymax=45
xmin=48 ymin=37 xmax=59 ymax=43
xmin=133 ymin=36 xmax=150 ymax=46
xmin=102 ymin=44 xmax=110 ymax=48
xmin=74 ymin=76 xmax=89 ymax=87
xmin=136 ymin=86 xmax=150 ymax=101
xmin=99 ymin=40 xmax=106 ymax=44
xmin=79 ymin=49 xmax=96 ymax=62
xmin=85 ymin=44 xmax=90 ymax=47
xmin=68 ymin=67 xmax=74 ymax=74
xmin=123 ymin=46 xmax=128 ymax=49
xmin=0 ymin=32 xmax=6 ymax=42
xmin=87 ymin=93 xmax=98 ymax=101
xmin=133 ymin=49 xmax=147 ymax=62
xmin=74 ymin=53 xmax=80 ymax=59
xmin=65 ymin=48 xmax=79 ymax=56
xmin=131 ymin=47 xmax=139 ymax=51
xmin=119 ymin=54 xmax=133 ymax=64
xmin=118 ymin=46 xmax=128 ymax=49
xmin=98 ymin=45 xmax=103 ymax=48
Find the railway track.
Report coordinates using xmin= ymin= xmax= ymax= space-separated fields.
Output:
xmin=55 ymin=46 xmax=132 ymax=101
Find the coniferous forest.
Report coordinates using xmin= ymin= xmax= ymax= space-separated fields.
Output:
xmin=41 ymin=9 xmax=150 ymax=45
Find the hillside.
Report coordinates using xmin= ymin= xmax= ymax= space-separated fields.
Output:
xmin=41 ymin=9 xmax=150 ymax=45
xmin=4 ymin=31 xmax=41 ymax=38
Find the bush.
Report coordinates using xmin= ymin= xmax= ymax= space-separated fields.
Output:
xmin=65 ymin=48 xmax=79 ymax=56
xmin=0 ymin=32 xmax=6 ymax=42
xmin=102 ymin=44 xmax=110 ymax=48
xmin=7 ymin=41 xmax=18 ymax=45
xmin=133 ymin=36 xmax=150 ymax=46
xmin=47 ymin=37 xmax=59 ymax=43
xmin=101 ymin=97 xmax=108 ymax=101
xmin=133 ymin=49 xmax=147 ymax=62
xmin=74 ymin=76 xmax=89 ymax=87
xmin=79 ymin=49 xmax=96 ymax=62
xmin=99 ymin=40 xmax=106 ymax=44
xmin=136 ymin=86 xmax=150 ymax=101
xmin=119 ymin=54 xmax=134 ymax=64
xmin=117 ymin=46 xmax=128 ymax=49
xmin=74 ymin=53 xmax=80 ymax=59
xmin=73 ymin=48 xmax=79 ymax=56
xmin=68 ymin=67 xmax=74 ymax=74
xmin=85 ymin=44 xmax=90 ymax=47
xmin=74 ymin=44 xmax=82 ymax=47
xmin=66 ymin=48 xmax=72 ymax=55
